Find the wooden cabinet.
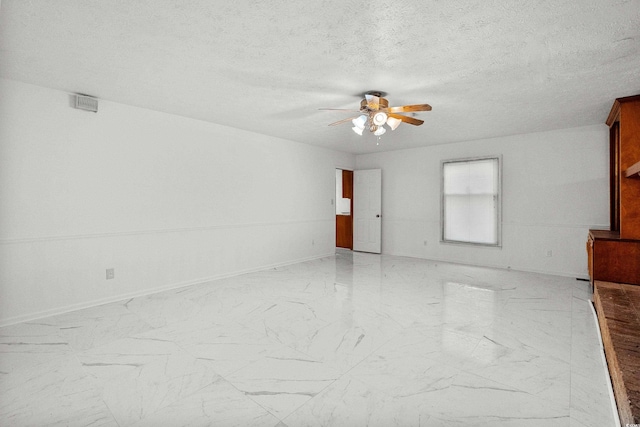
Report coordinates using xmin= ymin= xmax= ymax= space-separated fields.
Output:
xmin=588 ymin=230 xmax=640 ymax=285
xmin=606 ymin=95 xmax=640 ymax=239
xmin=336 ymin=170 xmax=353 ymax=249
xmin=588 ymin=95 xmax=640 ymax=286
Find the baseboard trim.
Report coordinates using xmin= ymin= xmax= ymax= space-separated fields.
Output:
xmin=0 ymin=252 xmax=334 ymax=327
xmin=386 ymin=252 xmax=588 ymax=280
xmin=0 ymin=251 xmax=589 ymax=327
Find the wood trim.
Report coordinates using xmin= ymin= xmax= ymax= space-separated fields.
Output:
xmin=626 ymin=161 xmax=640 ymax=179
xmin=587 ymin=234 xmax=593 ymax=283
xmin=619 ymin=98 xmax=640 ymax=238
xmin=610 ymin=123 xmax=620 ymax=231
xmin=607 ymin=94 xmax=640 ymax=126
xmin=593 ymin=281 xmax=640 ymax=424
xmin=606 ymin=99 xmax=621 ymax=127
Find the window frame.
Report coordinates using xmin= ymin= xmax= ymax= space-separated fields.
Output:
xmin=440 ymin=155 xmax=502 ymax=248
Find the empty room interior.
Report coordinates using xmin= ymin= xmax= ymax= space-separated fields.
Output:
xmin=1 ymin=1 xmax=640 ymax=426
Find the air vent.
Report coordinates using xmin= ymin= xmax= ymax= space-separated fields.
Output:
xmin=73 ymin=94 xmax=98 ymax=112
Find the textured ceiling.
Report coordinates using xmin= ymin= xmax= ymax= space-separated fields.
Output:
xmin=1 ymin=0 xmax=639 ymax=154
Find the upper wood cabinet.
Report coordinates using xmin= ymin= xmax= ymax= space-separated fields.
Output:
xmin=606 ymin=95 xmax=640 ymax=239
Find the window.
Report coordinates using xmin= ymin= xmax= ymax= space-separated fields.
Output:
xmin=441 ymin=156 xmax=501 ymax=246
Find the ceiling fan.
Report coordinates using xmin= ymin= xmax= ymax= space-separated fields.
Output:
xmin=321 ymin=91 xmax=432 ymax=136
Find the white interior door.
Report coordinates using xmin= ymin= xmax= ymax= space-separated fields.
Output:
xmin=353 ymin=169 xmax=382 ymax=253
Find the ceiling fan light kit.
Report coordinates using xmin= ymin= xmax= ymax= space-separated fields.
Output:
xmin=374 ymin=126 xmax=386 ymax=136
xmin=352 ymin=114 xmax=368 ymax=129
xmin=322 ymin=91 xmax=431 ymax=139
xmin=372 ymin=111 xmax=388 ymax=126
xmin=386 ymin=116 xmax=402 ymax=131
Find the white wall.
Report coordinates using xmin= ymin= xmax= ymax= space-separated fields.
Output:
xmin=0 ymin=77 xmax=610 ymax=325
xmin=0 ymin=79 xmax=355 ymax=325
xmin=356 ymin=125 xmax=609 ymax=278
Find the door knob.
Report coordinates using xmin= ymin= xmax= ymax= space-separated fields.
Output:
xmin=376 ymin=214 xmax=380 ymax=218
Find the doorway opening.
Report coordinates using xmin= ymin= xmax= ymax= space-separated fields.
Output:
xmin=336 ymin=169 xmax=353 ymax=249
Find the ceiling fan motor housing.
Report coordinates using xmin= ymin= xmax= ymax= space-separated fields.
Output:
xmin=360 ymin=97 xmax=389 ymax=111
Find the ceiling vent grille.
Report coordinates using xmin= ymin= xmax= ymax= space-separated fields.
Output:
xmin=73 ymin=94 xmax=98 ymax=112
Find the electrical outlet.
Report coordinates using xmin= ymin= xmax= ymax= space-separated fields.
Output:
xmin=546 ymin=250 xmax=552 ymax=257
xmin=106 ymin=268 xmax=114 ymax=280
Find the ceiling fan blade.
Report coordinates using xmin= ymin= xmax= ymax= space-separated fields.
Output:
xmin=319 ymin=108 xmax=362 ymax=112
xmin=388 ymin=113 xmax=424 ymax=126
xmin=387 ymin=104 xmax=432 ymax=113
xmin=328 ymin=116 xmax=360 ymax=126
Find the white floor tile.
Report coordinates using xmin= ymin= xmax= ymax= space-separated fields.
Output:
xmin=0 ymin=320 xmax=73 ymax=373
xmin=225 ymin=346 xmax=341 ymax=419
xmin=0 ymin=355 xmax=117 ymax=426
xmin=131 ymin=376 xmax=279 ymax=427
xmin=281 ymin=375 xmax=432 ymax=427
xmin=0 ymin=252 xmax=617 ymax=426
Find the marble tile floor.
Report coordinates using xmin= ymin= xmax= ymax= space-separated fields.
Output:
xmin=0 ymin=251 xmax=616 ymax=426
